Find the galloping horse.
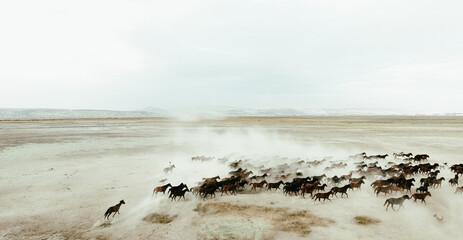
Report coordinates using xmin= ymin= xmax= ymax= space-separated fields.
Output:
xmin=164 ymin=164 xmax=176 ymax=174
xmin=104 ymin=200 xmax=125 ymax=220
xmin=384 ymin=195 xmax=410 ymax=211
xmin=153 ymin=183 xmax=172 ymax=196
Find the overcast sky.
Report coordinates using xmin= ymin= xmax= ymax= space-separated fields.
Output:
xmin=1 ymin=0 xmax=462 ymax=113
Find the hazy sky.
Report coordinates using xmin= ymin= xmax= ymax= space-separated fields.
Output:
xmin=1 ymin=0 xmax=462 ymax=112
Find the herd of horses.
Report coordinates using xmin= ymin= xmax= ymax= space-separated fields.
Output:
xmin=105 ymin=151 xmax=463 ymax=219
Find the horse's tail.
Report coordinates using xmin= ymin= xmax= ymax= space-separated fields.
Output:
xmin=383 ymin=200 xmax=388 ymax=206
xmin=104 ymin=209 xmax=111 ymax=218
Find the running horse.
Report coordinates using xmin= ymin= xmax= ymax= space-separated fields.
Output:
xmin=104 ymin=200 xmax=125 ymax=220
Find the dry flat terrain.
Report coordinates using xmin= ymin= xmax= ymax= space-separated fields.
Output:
xmin=1 ymin=117 xmax=463 ymax=240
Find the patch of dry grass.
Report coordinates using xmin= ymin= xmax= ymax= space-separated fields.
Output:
xmin=194 ymin=202 xmax=334 ymax=236
xmin=143 ymin=213 xmax=177 ymax=224
xmin=354 ymin=216 xmax=380 ymax=225
xmin=98 ymin=222 xmax=111 ymax=228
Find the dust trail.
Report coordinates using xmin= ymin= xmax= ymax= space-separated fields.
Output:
xmin=135 ymin=127 xmax=463 ymax=240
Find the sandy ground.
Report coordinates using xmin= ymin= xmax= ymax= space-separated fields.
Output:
xmin=1 ymin=117 xmax=463 ymax=240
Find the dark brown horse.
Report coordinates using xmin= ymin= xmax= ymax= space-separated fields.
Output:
xmin=330 ymin=185 xmax=349 ymax=198
xmin=169 ymin=187 xmax=189 ymax=201
xmin=104 ymin=200 xmax=125 ymax=220
xmin=414 ymin=154 xmax=430 ymax=162
xmin=312 ymin=190 xmax=333 ymax=202
xmin=266 ymin=181 xmax=284 ymax=191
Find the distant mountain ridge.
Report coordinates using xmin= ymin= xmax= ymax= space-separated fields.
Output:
xmin=0 ymin=107 xmax=457 ymax=119
xmin=0 ymin=108 xmax=167 ymax=119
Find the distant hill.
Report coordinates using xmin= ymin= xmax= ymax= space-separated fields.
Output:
xmin=0 ymin=108 xmax=167 ymax=119
xmin=0 ymin=107 xmax=447 ymax=119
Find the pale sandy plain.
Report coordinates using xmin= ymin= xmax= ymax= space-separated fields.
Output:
xmin=1 ymin=117 xmax=463 ymax=240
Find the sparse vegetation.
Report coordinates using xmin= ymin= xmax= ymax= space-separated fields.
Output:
xmin=194 ymin=202 xmax=333 ymax=236
xmin=354 ymin=216 xmax=380 ymax=225
xmin=143 ymin=213 xmax=177 ymax=224
xmin=98 ymin=222 xmax=111 ymax=228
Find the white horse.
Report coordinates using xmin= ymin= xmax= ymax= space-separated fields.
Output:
xmin=163 ymin=164 xmax=175 ymax=174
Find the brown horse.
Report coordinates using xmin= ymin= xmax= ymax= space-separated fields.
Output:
xmin=349 ymin=179 xmax=365 ymax=191
xmin=375 ymin=185 xmax=392 ymax=196
xmin=203 ymin=176 xmax=220 ymax=185
xmin=431 ymin=177 xmax=445 ymax=188
xmin=104 ymin=200 xmax=125 ymax=220
xmin=330 ymin=185 xmax=349 ymax=198
xmin=153 ymin=183 xmax=172 ymax=196
xmin=221 ymin=183 xmax=239 ymax=195
xmin=414 ymin=154 xmax=430 ymax=162
xmin=314 ymin=184 xmax=328 ymax=192
xmin=312 ymin=190 xmax=333 ymax=202
xmin=266 ymin=181 xmax=284 ymax=191
xmin=411 ymin=192 xmax=431 ymax=204
xmin=301 ymin=182 xmax=319 ymax=197
xmin=251 ymin=180 xmax=267 ymax=191
xmin=349 ymin=176 xmax=366 ymax=184
xmin=449 ymin=175 xmax=459 ymax=186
